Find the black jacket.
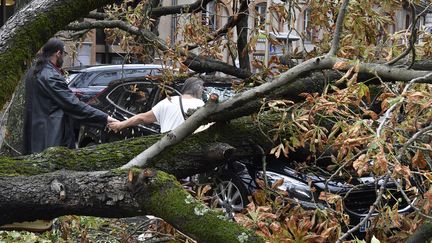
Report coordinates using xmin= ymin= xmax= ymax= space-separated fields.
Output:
xmin=23 ymin=63 xmax=108 ymax=154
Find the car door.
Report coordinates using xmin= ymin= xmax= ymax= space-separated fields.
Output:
xmin=104 ymin=81 xmax=161 ymax=142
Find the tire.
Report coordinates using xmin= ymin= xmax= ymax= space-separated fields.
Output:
xmin=212 ymin=172 xmax=250 ymax=219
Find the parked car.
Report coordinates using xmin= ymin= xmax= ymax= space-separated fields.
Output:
xmin=204 ymin=154 xmax=414 ymax=236
xmin=76 ymin=76 xmax=234 ymax=147
xmin=68 ymin=64 xmax=166 ymax=102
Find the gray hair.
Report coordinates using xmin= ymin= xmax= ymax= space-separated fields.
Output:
xmin=181 ymin=77 xmax=204 ymax=98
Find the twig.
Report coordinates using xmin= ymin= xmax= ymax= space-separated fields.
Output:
xmin=126 ymin=219 xmax=154 ymax=241
xmin=328 ymin=0 xmax=350 ymax=56
xmin=0 ymin=92 xmax=22 ymax=155
xmin=186 ymin=15 xmax=242 ymax=51
xmin=376 ymin=72 xmax=432 ymax=137
xmin=65 ymin=20 xmax=252 ymax=79
xmin=390 ymin=177 xmax=432 ymax=220
xmin=324 ymin=149 xmax=367 ymax=209
xmin=150 ymin=0 xmax=212 ymax=18
xmin=397 ymin=123 xmax=432 ymax=160
xmin=386 ymin=3 xmax=417 ymax=66
xmin=407 ymin=4 xmax=417 ymax=69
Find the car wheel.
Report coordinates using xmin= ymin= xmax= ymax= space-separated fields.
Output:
xmin=212 ymin=173 xmax=249 ymax=219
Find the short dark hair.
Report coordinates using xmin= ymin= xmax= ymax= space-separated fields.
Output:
xmin=181 ymin=77 xmax=204 ymax=98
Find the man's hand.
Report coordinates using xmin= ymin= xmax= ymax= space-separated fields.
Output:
xmin=108 ymin=121 xmax=124 ymax=133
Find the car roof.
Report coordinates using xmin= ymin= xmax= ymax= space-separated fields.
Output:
xmin=78 ymin=64 xmax=164 ymax=72
xmin=107 ymin=75 xmax=238 ymax=87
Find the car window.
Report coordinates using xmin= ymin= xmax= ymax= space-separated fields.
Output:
xmin=90 ymin=72 xmax=120 ymax=86
xmin=65 ymin=73 xmax=79 ymax=84
xmin=203 ymin=86 xmax=234 ymax=102
xmin=120 ymin=69 xmax=153 ymax=78
xmin=107 ymin=82 xmax=155 ymax=114
xmin=69 ymin=72 xmax=97 ymax=88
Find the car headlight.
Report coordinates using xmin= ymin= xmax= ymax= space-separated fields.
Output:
xmin=257 ymin=171 xmax=312 ymax=200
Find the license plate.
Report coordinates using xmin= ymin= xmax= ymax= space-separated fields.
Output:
xmin=359 ymin=217 xmax=373 ymax=232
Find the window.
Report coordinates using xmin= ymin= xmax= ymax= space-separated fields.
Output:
xmin=303 ymin=9 xmax=312 ymax=40
xmin=69 ymin=72 xmax=98 ymax=88
xmin=121 ymin=69 xmax=156 ymax=78
xmin=255 ymin=3 xmax=266 ymax=29
xmin=203 ymin=0 xmax=217 ymax=31
xmin=90 ymin=72 xmax=119 ymax=86
xmin=108 ymin=82 xmax=155 ymax=114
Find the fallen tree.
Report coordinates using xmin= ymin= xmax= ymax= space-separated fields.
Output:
xmin=0 ymin=118 xmax=271 ymax=177
xmin=0 ymin=0 xmax=431 ymax=242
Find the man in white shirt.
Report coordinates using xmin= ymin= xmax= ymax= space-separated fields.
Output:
xmin=109 ymin=77 xmax=205 ymax=133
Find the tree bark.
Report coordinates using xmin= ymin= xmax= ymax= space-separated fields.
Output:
xmin=0 ymin=169 xmax=263 ymax=243
xmin=0 ymin=76 xmax=25 ymax=156
xmin=405 ymin=222 xmax=432 ymax=243
xmin=150 ymin=0 xmax=212 ymax=18
xmin=236 ymin=0 xmax=250 ymax=71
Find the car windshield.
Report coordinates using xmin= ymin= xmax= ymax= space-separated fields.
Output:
xmin=65 ymin=73 xmax=79 ymax=84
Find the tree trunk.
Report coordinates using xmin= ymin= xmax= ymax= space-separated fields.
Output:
xmin=0 ymin=169 xmax=263 ymax=243
xmin=236 ymin=0 xmax=250 ymax=71
xmin=14 ymin=0 xmax=32 ymax=11
xmin=0 ymin=118 xmax=272 ymax=177
xmin=0 ymin=77 xmax=25 ymax=156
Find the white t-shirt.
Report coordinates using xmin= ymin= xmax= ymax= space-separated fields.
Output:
xmin=152 ymin=96 xmax=205 ymax=133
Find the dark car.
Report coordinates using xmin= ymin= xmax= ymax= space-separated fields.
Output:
xmin=77 ymin=76 xmax=234 ymax=147
xmin=205 ymin=155 xmax=414 ymax=236
xmin=68 ymin=64 xmax=166 ymax=102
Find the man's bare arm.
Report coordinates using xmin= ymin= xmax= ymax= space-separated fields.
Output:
xmin=109 ymin=111 xmax=157 ymax=132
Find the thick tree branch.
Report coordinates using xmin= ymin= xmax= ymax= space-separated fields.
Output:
xmin=236 ymin=0 xmax=250 ymax=71
xmin=66 ymin=20 xmax=252 ymax=79
xmin=150 ymin=0 xmax=212 ymax=18
xmin=0 ymin=169 xmax=263 ymax=243
xmin=87 ymin=11 xmax=108 ymax=20
xmin=187 ymin=15 xmax=242 ymax=51
xmin=125 ymin=53 xmax=432 ymax=168
xmin=0 ymin=118 xmax=273 ymax=177
xmin=123 ymin=56 xmax=334 ymax=168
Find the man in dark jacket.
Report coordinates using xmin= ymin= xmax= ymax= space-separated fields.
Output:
xmin=23 ymin=38 xmax=117 ymax=154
